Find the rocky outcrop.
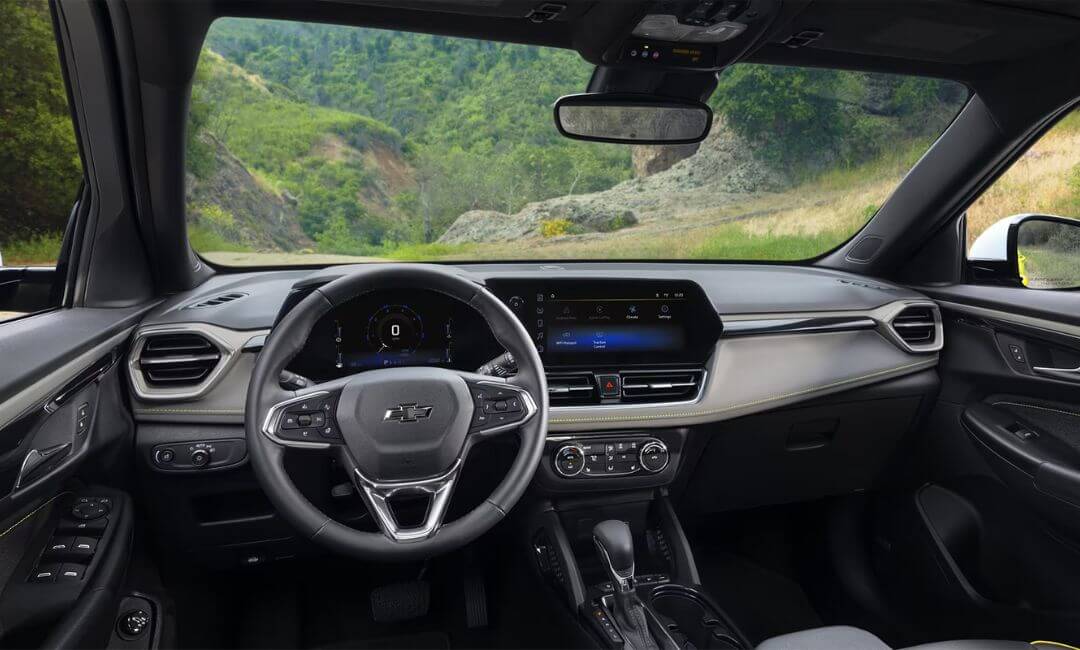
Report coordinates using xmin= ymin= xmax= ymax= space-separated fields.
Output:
xmin=632 ymin=143 xmax=700 ymax=178
xmin=439 ymin=201 xmax=637 ymax=244
xmin=438 ymin=117 xmax=788 ymax=245
xmin=185 ymin=133 xmax=311 ymax=250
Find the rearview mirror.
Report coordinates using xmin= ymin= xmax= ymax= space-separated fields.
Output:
xmin=554 ymin=93 xmax=712 ymax=145
xmin=970 ymin=214 xmax=1080 ymax=289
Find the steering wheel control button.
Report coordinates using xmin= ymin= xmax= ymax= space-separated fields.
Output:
xmin=554 ymin=445 xmax=585 ymax=477
xmin=640 ymin=441 xmax=670 ymax=473
xmin=465 ymin=381 xmax=533 ymax=434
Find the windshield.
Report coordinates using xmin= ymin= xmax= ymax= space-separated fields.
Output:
xmin=185 ymin=19 xmax=968 ymax=265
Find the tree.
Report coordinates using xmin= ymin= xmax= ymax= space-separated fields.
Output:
xmin=0 ymin=0 xmax=82 ymax=242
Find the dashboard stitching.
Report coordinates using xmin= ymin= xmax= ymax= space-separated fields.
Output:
xmin=548 ymin=357 xmax=938 ymax=424
xmin=992 ymin=401 xmax=1080 ymax=420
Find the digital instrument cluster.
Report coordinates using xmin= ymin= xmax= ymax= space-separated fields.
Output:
xmin=286 ymin=290 xmax=500 ymax=380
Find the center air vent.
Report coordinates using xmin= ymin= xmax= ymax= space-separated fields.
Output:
xmin=138 ymin=333 xmax=222 ymax=387
xmin=547 ymin=373 xmax=597 ymax=406
xmin=621 ymin=369 xmax=704 ymax=403
xmin=184 ymin=292 xmax=248 ymax=309
xmin=888 ymin=304 xmax=942 ymax=352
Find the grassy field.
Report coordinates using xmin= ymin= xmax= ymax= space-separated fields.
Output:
xmin=967 ymin=110 xmax=1080 ymax=249
xmin=1020 ymin=246 xmax=1080 ymax=289
xmin=1 ymin=231 xmax=63 ymax=266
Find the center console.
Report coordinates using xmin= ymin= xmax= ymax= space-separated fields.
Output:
xmin=526 ymin=491 xmax=751 ymax=650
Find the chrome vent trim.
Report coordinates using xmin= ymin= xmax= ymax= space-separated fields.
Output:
xmin=883 ymin=302 xmax=943 ymax=353
xmin=621 ymin=369 xmax=705 ymax=403
xmin=546 ymin=372 xmax=597 ymax=406
xmin=184 ymin=291 xmax=248 ymax=309
xmin=138 ymin=333 xmax=221 ymax=386
xmin=127 ymin=324 xmax=269 ymax=401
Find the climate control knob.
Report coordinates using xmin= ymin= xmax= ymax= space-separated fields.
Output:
xmin=553 ymin=445 xmax=585 ymax=477
xmin=639 ymin=441 xmax=669 ymax=473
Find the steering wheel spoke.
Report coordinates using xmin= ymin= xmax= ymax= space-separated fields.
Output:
xmin=261 ymin=386 xmax=346 ymax=449
xmin=345 ymin=453 xmax=462 ymax=542
xmin=459 ymin=373 xmax=539 ymax=438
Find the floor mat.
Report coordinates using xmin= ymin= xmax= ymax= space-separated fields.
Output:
xmin=686 ymin=506 xmax=826 ymax=645
xmin=694 ymin=548 xmax=823 ymax=645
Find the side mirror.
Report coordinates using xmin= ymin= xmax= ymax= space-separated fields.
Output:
xmin=554 ymin=93 xmax=712 ymax=145
xmin=970 ymin=214 xmax=1080 ymax=289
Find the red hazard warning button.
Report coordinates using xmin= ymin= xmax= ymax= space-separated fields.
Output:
xmin=597 ymin=374 xmax=621 ymax=398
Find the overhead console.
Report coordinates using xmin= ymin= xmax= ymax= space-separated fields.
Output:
xmin=488 ymin=278 xmax=721 ymax=406
xmin=606 ymin=0 xmax=780 ymax=71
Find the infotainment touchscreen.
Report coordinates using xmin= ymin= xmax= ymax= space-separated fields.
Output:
xmin=542 ymin=290 xmax=686 ymax=359
xmin=489 ymin=279 xmax=721 ymax=367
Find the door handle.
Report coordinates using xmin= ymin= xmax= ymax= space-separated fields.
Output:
xmin=1032 ymin=365 xmax=1080 ymax=381
xmin=14 ymin=442 xmax=71 ymax=489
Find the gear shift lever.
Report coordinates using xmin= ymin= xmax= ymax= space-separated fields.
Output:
xmin=593 ymin=520 xmax=658 ymax=650
xmin=593 ymin=520 xmax=637 ymax=592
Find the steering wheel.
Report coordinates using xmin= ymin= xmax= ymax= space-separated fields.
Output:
xmin=245 ymin=264 xmax=548 ymax=560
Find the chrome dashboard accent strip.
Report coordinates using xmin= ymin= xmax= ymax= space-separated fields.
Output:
xmin=722 ymin=316 xmax=877 ymax=337
xmin=0 ymin=327 xmax=133 ymax=432
xmin=936 ymin=299 xmax=1080 ymax=341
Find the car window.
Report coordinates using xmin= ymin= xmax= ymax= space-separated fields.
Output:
xmin=966 ymin=106 xmax=1080 ymax=288
xmin=184 ymin=18 xmax=968 ymax=266
xmin=0 ymin=0 xmax=83 ymax=322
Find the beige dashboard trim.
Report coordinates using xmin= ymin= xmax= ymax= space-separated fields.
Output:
xmin=550 ymin=358 xmax=938 ymax=425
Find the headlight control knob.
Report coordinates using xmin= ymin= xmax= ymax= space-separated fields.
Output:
xmin=190 ymin=448 xmax=211 ymax=468
xmin=553 ymin=444 xmax=585 ymax=477
xmin=639 ymin=441 xmax=669 ymax=473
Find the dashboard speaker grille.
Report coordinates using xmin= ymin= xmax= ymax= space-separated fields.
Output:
xmin=621 ymin=369 xmax=704 ymax=403
xmin=138 ymin=333 xmax=222 ymax=386
xmin=184 ymin=292 xmax=248 ymax=309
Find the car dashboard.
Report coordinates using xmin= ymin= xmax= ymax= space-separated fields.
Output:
xmin=123 ymin=262 xmax=943 ymax=566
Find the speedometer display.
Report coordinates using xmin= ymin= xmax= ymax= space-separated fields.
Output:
xmin=367 ymin=305 xmax=424 ymax=353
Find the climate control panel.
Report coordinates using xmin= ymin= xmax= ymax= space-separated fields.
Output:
xmin=553 ymin=437 xmax=669 ymax=479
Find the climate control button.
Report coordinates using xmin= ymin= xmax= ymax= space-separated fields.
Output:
xmin=639 ymin=441 xmax=670 ymax=473
xmin=554 ymin=445 xmax=585 ymax=477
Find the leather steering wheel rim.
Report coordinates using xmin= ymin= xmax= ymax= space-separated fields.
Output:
xmin=244 ymin=264 xmax=548 ymax=561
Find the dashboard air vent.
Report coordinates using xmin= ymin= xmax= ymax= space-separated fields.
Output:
xmin=547 ymin=373 xmax=598 ymax=406
xmin=889 ymin=302 xmax=941 ymax=349
xmin=621 ymin=369 xmax=704 ymax=403
xmin=138 ymin=333 xmax=222 ymax=387
xmin=185 ymin=292 xmax=248 ymax=309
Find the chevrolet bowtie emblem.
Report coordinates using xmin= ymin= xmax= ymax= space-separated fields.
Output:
xmin=384 ymin=403 xmax=434 ymax=423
